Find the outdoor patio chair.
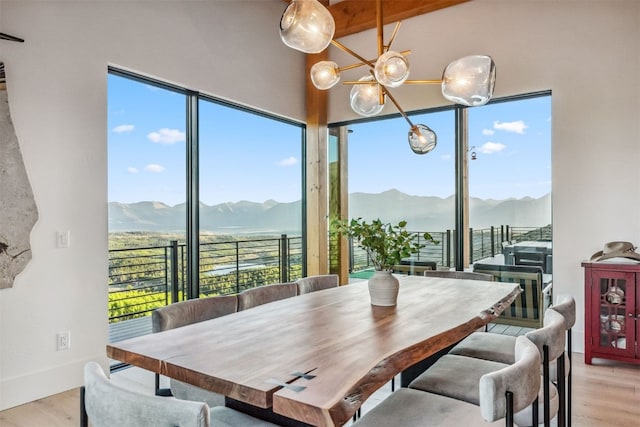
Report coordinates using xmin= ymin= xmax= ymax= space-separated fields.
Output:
xmin=423 ymin=270 xmax=494 ymax=281
xmin=472 ymin=263 xmax=551 ymax=328
xmin=81 ymin=361 xmax=278 ymax=427
xmin=392 ymin=264 xmax=434 ymax=276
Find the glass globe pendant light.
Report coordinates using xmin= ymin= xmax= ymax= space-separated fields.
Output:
xmin=350 ymin=76 xmax=385 ymax=117
xmin=279 ymin=0 xmax=335 ymax=54
xmin=442 ymin=55 xmax=496 ymax=107
xmin=310 ymin=61 xmax=341 ymax=90
xmin=408 ymin=124 xmax=437 ymax=155
xmin=374 ymin=51 xmax=410 ymax=88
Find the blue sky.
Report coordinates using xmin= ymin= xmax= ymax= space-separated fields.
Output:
xmin=108 ymin=74 xmax=551 ymax=206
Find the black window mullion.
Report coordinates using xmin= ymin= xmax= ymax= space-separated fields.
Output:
xmin=454 ymin=106 xmax=467 ymax=271
xmin=186 ymin=91 xmax=199 ymax=299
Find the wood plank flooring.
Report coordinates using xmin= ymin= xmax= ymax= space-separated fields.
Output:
xmin=1 ymin=352 xmax=638 ymax=427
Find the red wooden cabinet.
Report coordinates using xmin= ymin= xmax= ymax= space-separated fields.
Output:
xmin=583 ymin=261 xmax=640 ymax=365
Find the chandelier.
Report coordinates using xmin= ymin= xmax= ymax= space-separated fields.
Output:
xmin=279 ymin=0 xmax=496 ymax=154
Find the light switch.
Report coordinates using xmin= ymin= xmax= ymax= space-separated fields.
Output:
xmin=56 ymin=231 xmax=70 ymax=248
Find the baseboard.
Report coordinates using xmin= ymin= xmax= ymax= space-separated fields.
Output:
xmin=0 ymin=355 xmax=108 ymax=411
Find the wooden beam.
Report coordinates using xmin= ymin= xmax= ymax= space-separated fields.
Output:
xmin=305 ymin=49 xmax=329 ymax=276
xmin=329 ymin=0 xmax=471 ymax=38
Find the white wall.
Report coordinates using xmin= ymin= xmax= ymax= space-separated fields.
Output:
xmin=1 ymin=0 xmax=639 ymax=410
xmin=0 ymin=0 xmax=304 ymax=410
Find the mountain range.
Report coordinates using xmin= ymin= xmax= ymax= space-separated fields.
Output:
xmin=108 ymin=190 xmax=551 ymax=234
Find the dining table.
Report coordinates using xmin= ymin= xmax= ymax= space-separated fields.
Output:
xmin=107 ymin=275 xmax=521 ymax=427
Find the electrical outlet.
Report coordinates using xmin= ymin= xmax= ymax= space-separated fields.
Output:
xmin=56 ymin=231 xmax=71 ymax=248
xmin=56 ymin=331 xmax=70 ymax=351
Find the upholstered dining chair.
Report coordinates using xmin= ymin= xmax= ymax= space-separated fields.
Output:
xmin=295 ymin=274 xmax=339 ymax=294
xmin=423 ymin=270 xmax=494 ymax=281
xmin=81 ymin=362 xmax=279 ymax=427
xmin=550 ymin=295 xmax=576 ymax=427
xmin=237 ymin=282 xmax=298 ymax=310
xmin=443 ymin=308 xmax=568 ymax=427
xmin=151 ymin=294 xmax=238 ymax=405
xmin=352 ymin=336 xmax=541 ymax=427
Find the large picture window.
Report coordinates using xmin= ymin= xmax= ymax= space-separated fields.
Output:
xmin=330 ymin=92 xmax=552 ymax=278
xmin=107 ymin=69 xmax=304 ymax=343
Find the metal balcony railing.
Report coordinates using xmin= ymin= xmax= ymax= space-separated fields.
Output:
xmin=348 ymin=225 xmax=551 ymax=272
xmin=108 ymin=225 xmax=550 ymax=326
xmin=108 ymin=235 xmax=303 ymax=324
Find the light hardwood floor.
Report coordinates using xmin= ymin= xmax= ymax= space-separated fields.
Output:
xmin=1 ymin=353 xmax=639 ymax=427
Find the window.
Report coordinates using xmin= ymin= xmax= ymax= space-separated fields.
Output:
xmin=329 ymin=92 xmax=552 ymax=277
xmin=107 ymin=68 xmax=305 ymax=339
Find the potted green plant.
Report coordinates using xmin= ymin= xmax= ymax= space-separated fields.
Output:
xmin=331 ymin=217 xmax=438 ymax=306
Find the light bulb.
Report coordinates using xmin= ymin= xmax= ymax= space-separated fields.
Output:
xmin=279 ymin=0 xmax=335 ymax=54
xmin=408 ymin=124 xmax=437 ymax=154
xmin=310 ymin=61 xmax=340 ymax=90
xmin=350 ymin=76 xmax=385 ymax=117
xmin=374 ymin=51 xmax=409 ymax=88
xmin=442 ymin=55 xmax=496 ymax=107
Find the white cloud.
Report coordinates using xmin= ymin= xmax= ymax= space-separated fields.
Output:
xmin=147 ymin=128 xmax=186 ymax=144
xmin=493 ymin=120 xmax=528 ymax=134
xmin=478 ymin=142 xmax=507 ymax=154
xmin=278 ymin=156 xmax=298 ymax=167
xmin=482 ymin=129 xmax=495 ymax=136
xmin=127 ymin=167 xmax=139 ymax=174
xmin=144 ymin=164 xmax=165 ymax=173
xmin=440 ymin=154 xmax=452 ymax=161
xmin=113 ymin=124 xmax=135 ymax=133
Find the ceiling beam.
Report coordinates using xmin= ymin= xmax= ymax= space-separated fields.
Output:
xmin=328 ymin=0 xmax=471 ymax=39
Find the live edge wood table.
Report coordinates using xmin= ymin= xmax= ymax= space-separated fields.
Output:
xmin=107 ymin=275 xmax=520 ymax=427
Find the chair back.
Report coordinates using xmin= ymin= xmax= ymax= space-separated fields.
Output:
xmin=296 ymin=274 xmax=339 ymax=294
xmin=392 ymin=264 xmax=433 ymax=276
xmin=400 ymin=259 xmax=437 ymax=270
xmin=551 ymin=294 xmax=576 ymax=331
xmin=423 ymin=270 xmax=493 ymax=281
xmin=515 ymin=251 xmax=547 ymax=272
xmin=82 ymin=362 xmax=209 ymax=427
xmin=152 ymin=295 xmax=238 ymax=333
xmin=472 ymin=263 xmax=547 ymax=328
xmin=479 ymin=336 xmax=541 ymax=422
xmin=525 ymin=308 xmax=566 ymax=363
xmin=237 ymin=282 xmax=298 ymax=310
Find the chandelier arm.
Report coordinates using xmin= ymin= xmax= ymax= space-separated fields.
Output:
xmin=330 ymin=40 xmax=375 ymax=68
xmin=385 ymin=22 xmax=402 ymax=52
xmin=376 ymin=0 xmax=384 ymax=56
xmin=402 ymin=79 xmax=443 ymax=84
xmin=338 ymin=49 xmax=412 ymax=73
xmin=380 ymin=86 xmax=415 ymax=128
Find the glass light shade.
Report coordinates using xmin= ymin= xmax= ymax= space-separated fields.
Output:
xmin=279 ymin=0 xmax=335 ymax=54
xmin=441 ymin=55 xmax=496 ymax=107
xmin=408 ymin=124 xmax=437 ymax=155
xmin=350 ymin=76 xmax=385 ymax=117
xmin=374 ymin=51 xmax=410 ymax=88
xmin=310 ymin=61 xmax=340 ymax=90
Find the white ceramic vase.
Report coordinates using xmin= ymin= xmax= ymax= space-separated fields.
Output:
xmin=368 ymin=270 xmax=399 ymax=306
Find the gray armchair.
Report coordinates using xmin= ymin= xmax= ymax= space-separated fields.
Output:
xmin=151 ymin=295 xmax=238 ymax=405
xmin=295 ymin=274 xmax=339 ymax=294
xmin=353 ymin=336 xmax=541 ymax=427
xmin=237 ymin=282 xmax=298 ymax=310
xmin=81 ymin=362 xmax=278 ymax=427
